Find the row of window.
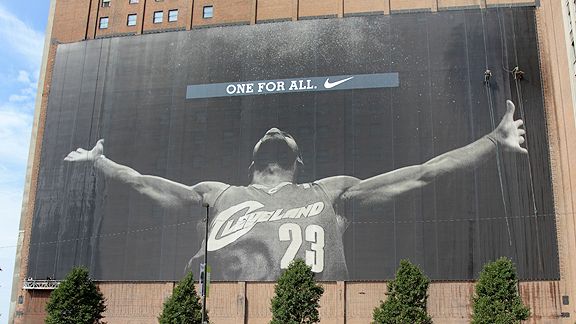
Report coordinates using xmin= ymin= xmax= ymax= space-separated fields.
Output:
xmin=101 ymin=0 xmax=214 ymax=14
xmin=98 ymin=6 xmax=213 ymax=29
xmin=102 ymin=0 xmax=160 ymax=7
xmin=99 ymin=9 xmax=184 ymax=29
xmin=152 ymin=9 xmax=179 ymax=23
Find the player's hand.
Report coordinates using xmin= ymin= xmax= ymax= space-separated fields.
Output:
xmin=489 ymin=100 xmax=527 ymax=154
xmin=64 ymin=139 xmax=104 ymax=162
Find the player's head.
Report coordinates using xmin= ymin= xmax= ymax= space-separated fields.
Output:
xmin=249 ymin=128 xmax=303 ymax=175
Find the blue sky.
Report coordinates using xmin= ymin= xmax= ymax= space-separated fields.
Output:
xmin=0 ymin=0 xmax=50 ymax=322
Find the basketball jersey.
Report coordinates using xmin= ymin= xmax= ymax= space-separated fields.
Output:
xmin=192 ymin=182 xmax=348 ymax=281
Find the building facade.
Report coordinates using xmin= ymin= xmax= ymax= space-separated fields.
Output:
xmin=10 ymin=0 xmax=576 ymax=323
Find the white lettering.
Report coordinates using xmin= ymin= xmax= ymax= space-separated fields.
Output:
xmin=221 ymin=220 xmax=235 ymax=237
xmin=289 ymin=81 xmax=298 ymax=90
xmin=265 ymin=82 xmax=276 ymax=92
xmin=226 ymin=84 xmax=236 ymax=94
xmin=295 ymin=205 xmax=313 ymax=218
xmin=283 ymin=208 xmax=299 ymax=219
xmin=309 ymin=202 xmax=324 ymax=217
xmin=208 ymin=201 xmax=325 ymax=251
xmin=208 ymin=201 xmax=264 ymax=251
xmin=277 ymin=81 xmax=286 ymax=91
xmin=256 ymin=211 xmax=274 ymax=223
xmin=258 ymin=82 xmax=266 ymax=92
xmin=268 ymin=209 xmax=284 ymax=222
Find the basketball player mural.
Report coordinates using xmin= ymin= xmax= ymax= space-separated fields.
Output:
xmin=65 ymin=100 xmax=527 ymax=281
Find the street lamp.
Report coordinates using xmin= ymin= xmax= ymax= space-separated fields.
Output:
xmin=201 ymin=203 xmax=209 ymax=324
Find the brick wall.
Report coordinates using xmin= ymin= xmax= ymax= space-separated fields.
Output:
xmin=48 ymin=0 xmax=539 ymax=42
xmin=256 ymin=0 xmax=293 ymax=22
xmin=51 ymin=0 xmax=92 ymax=42
xmin=192 ymin=0 xmax=253 ymax=27
xmin=17 ymin=280 xmax=564 ymax=323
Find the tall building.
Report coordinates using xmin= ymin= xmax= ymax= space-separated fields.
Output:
xmin=9 ymin=0 xmax=576 ymax=323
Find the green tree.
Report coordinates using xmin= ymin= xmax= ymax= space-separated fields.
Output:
xmin=471 ymin=257 xmax=530 ymax=324
xmin=158 ymin=271 xmax=206 ymax=324
xmin=270 ymin=259 xmax=324 ymax=324
xmin=373 ymin=259 xmax=432 ymax=324
xmin=45 ymin=266 xmax=106 ymax=324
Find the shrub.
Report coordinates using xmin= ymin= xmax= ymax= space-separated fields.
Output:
xmin=158 ymin=271 xmax=206 ymax=324
xmin=45 ymin=266 xmax=106 ymax=324
xmin=471 ymin=257 xmax=530 ymax=324
xmin=373 ymin=259 xmax=432 ymax=324
xmin=270 ymin=259 xmax=324 ymax=324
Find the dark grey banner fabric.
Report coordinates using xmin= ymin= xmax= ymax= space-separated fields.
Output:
xmin=28 ymin=7 xmax=558 ymax=281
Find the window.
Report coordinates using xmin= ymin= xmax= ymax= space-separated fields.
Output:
xmin=99 ymin=17 xmax=109 ymax=29
xmin=153 ymin=11 xmax=163 ymax=23
xmin=203 ymin=6 xmax=213 ymax=19
xmin=129 ymin=0 xmax=138 ymax=3
xmin=102 ymin=0 xmax=111 ymax=7
xmin=127 ymin=14 xmax=137 ymax=26
xmin=168 ymin=9 xmax=178 ymax=22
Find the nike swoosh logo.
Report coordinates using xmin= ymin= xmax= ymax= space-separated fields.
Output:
xmin=324 ymin=76 xmax=354 ymax=89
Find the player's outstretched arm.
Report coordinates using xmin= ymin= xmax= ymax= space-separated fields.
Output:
xmin=64 ymin=139 xmax=227 ymax=208
xmin=319 ymin=100 xmax=526 ymax=206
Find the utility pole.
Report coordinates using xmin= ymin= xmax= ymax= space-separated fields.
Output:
xmin=201 ymin=203 xmax=209 ymax=324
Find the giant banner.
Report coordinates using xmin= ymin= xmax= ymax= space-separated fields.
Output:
xmin=28 ymin=7 xmax=558 ymax=281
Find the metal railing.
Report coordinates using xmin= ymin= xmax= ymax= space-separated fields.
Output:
xmin=23 ymin=279 xmax=60 ymax=290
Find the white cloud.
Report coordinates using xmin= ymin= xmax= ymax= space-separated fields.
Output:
xmin=17 ymin=70 xmax=31 ymax=84
xmin=21 ymin=87 xmax=35 ymax=96
xmin=0 ymin=248 xmax=17 ymax=322
xmin=0 ymin=189 xmax=23 ymax=246
xmin=7 ymin=79 xmax=37 ymax=105
xmin=0 ymin=108 xmax=33 ymax=164
xmin=0 ymin=106 xmax=32 ymax=323
xmin=0 ymin=106 xmax=30 ymax=320
xmin=8 ymin=94 xmax=29 ymax=102
xmin=0 ymin=4 xmax=42 ymax=321
xmin=0 ymin=5 xmax=44 ymax=68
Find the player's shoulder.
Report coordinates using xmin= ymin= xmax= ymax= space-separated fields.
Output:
xmin=315 ymin=175 xmax=360 ymax=190
xmin=315 ymin=176 xmax=360 ymax=202
xmin=193 ymin=181 xmax=230 ymax=192
xmin=192 ymin=181 xmax=231 ymax=205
